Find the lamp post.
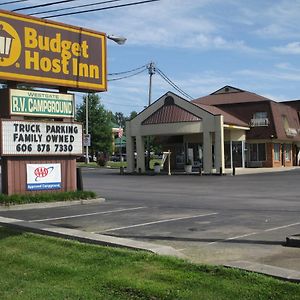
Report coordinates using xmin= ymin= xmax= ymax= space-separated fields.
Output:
xmin=85 ymin=34 xmax=126 ymax=164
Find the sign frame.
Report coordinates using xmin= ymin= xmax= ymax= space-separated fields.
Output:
xmin=0 ymin=9 xmax=107 ymax=92
xmin=1 ymin=119 xmax=83 ymax=156
xmin=9 ymin=88 xmax=75 ymax=118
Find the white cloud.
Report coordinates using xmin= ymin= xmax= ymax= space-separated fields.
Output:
xmin=59 ymin=0 xmax=253 ymax=53
xmin=273 ymin=42 xmax=300 ymax=54
xmin=235 ymin=69 xmax=300 ymax=82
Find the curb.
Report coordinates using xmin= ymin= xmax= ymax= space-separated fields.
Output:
xmin=224 ymin=261 xmax=300 ymax=283
xmin=286 ymin=235 xmax=300 ymax=248
xmin=0 ymin=216 xmax=185 ymax=259
xmin=0 ymin=198 xmax=105 ymax=211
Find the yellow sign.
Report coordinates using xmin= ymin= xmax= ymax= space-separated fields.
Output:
xmin=0 ymin=10 xmax=107 ymax=92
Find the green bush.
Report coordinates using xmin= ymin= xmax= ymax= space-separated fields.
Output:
xmin=0 ymin=190 xmax=97 ymax=206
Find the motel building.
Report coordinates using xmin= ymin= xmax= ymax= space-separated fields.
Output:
xmin=126 ymin=86 xmax=300 ymax=174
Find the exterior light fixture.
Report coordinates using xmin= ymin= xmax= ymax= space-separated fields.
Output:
xmin=0 ymin=25 xmax=13 ymax=61
xmin=107 ymin=34 xmax=127 ymax=45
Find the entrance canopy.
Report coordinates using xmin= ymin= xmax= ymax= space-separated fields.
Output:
xmin=126 ymin=92 xmax=248 ymax=174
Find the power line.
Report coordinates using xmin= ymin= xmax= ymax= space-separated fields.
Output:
xmin=108 ymin=68 xmax=147 ymax=81
xmin=0 ymin=0 xmax=28 ymax=6
xmin=12 ymin=0 xmax=78 ymax=12
xmin=29 ymin=0 xmax=123 ymax=16
xmin=108 ymin=64 xmax=148 ymax=76
xmin=41 ymin=0 xmax=160 ymax=19
xmin=156 ymin=68 xmax=194 ymax=100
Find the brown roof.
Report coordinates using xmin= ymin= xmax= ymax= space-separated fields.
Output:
xmin=192 ymin=88 xmax=271 ymax=106
xmin=270 ymin=102 xmax=300 ymax=141
xmin=142 ymin=103 xmax=201 ymax=125
xmin=194 ymin=103 xmax=249 ymax=127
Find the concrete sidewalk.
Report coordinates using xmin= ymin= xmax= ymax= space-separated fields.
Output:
xmin=224 ymin=166 xmax=300 ymax=176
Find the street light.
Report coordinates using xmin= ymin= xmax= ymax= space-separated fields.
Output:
xmin=85 ymin=34 xmax=126 ymax=164
xmin=107 ymin=34 xmax=127 ymax=45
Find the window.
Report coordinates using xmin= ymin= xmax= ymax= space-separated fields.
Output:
xmin=285 ymin=144 xmax=291 ymax=161
xmin=249 ymin=143 xmax=266 ymax=161
xmin=274 ymin=144 xmax=280 ymax=161
xmin=250 ymin=112 xmax=269 ymax=126
xmin=282 ymin=115 xmax=289 ymax=129
xmin=253 ymin=112 xmax=267 ymax=119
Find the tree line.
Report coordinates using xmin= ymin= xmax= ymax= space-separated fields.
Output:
xmin=75 ymin=93 xmax=137 ymax=157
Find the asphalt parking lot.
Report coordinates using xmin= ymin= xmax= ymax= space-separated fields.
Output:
xmin=1 ymin=167 xmax=300 ymax=271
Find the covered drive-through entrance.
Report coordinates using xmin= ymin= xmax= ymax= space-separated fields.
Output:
xmin=126 ymin=92 xmax=249 ymax=174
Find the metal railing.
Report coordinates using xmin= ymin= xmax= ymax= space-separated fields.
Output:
xmin=249 ymin=118 xmax=269 ymax=127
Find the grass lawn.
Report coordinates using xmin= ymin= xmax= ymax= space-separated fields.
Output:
xmin=0 ymin=227 xmax=299 ymax=300
xmin=77 ymin=159 xmax=162 ymax=170
xmin=106 ymin=159 xmax=161 ymax=170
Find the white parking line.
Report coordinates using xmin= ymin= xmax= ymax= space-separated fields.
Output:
xmin=104 ymin=212 xmax=218 ymax=232
xmin=29 ymin=207 xmax=147 ymax=222
xmin=208 ymin=231 xmax=259 ymax=245
xmin=264 ymin=222 xmax=300 ymax=232
xmin=208 ymin=221 xmax=300 ymax=245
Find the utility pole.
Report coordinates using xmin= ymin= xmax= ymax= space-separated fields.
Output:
xmin=146 ymin=62 xmax=155 ymax=170
xmin=85 ymin=94 xmax=89 ymax=164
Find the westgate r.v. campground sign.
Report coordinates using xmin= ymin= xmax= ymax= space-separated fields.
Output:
xmin=10 ymin=89 xmax=74 ymax=118
xmin=0 ymin=10 xmax=107 ymax=92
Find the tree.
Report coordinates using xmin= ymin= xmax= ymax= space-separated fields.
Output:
xmin=128 ymin=111 xmax=138 ymax=120
xmin=114 ymin=112 xmax=126 ymax=128
xmin=76 ymin=93 xmax=112 ymax=156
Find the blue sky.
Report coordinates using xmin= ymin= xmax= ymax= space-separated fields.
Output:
xmin=4 ymin=0 xmax=300 ymax=116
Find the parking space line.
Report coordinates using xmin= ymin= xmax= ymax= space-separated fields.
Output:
xmin=29 ymin=207 xmax=147 ymax=222
xmin=264 ymin=222 xmax=300 ymax=232
xmin=208 ymin=222 xmax=300 ymax=245
xmin=207 ymin=232 xmax=259 ymax=245
xmin=104 ymin=212 xmax=218 ymax=232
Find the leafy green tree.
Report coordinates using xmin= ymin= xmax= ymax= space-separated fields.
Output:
xmin=76 ymin=93 xmax=112 ymax=156
xmin=128 ymin=111 xmax=138 ymax=120
xmin=114 ymin=112 xmax=126 ymax=128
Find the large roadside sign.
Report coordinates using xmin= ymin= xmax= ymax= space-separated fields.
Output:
xmin=0 ymin=10 xmax=107 ymax=92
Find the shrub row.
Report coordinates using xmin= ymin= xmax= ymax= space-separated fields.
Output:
xmin=0 ymin=190 xmax=97 ymax=206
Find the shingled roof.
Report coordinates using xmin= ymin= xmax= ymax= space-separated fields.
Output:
xmin=194 ymin=103 xmax=249 ymax=127
xmin=142 ymin=102 xmax=201 ymax=125
xmin=192 ymin=85 xmax=271 ymax=106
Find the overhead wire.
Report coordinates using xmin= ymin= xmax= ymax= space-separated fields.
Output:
xmin=156 ymin=68 xmax=194 ymax=100
xmin=40 ymin=0 xmax=160 ymax=19
xmin=108 ymin=68 xmax=147 ymax=81
xmin=108 ymin=64 xmax=148 ymax=76
xmin=107 ymin=63 xmax=193 ymax=100
xmin=29 ymin=0 xmax=123 ymax=16
xmin=0 ymin=0 xmax=28 ymax=6
xmin=12 ymin=0 xmax=78 ymax=12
